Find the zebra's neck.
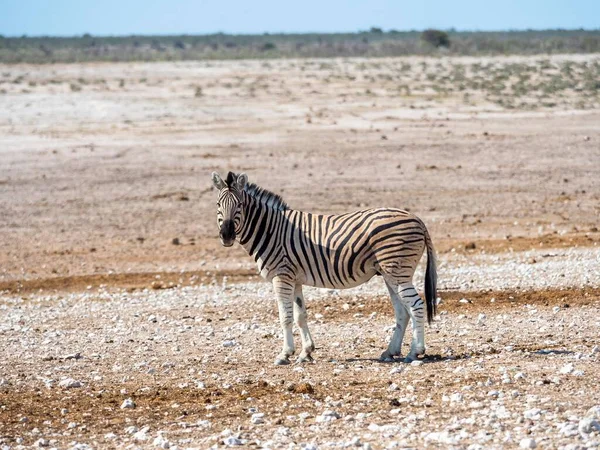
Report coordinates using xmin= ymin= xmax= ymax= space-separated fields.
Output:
xmin=238 ymin=191 xmax=289 ymax=260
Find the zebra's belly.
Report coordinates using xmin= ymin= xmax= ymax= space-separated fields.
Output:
xmin=302 ymin=269 xmax=378 ymax=289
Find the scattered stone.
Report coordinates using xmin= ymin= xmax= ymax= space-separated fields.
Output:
xmin=153 ymin=434 xmax=170 ymax=449
xmin=559 ymin=363 xmax=574 ymax=374
xmin=251 ymin=413 xmax=265 ymax=424
xmin=410 ymin=360 xmax=423 ymax=367
xmin=171 ymin=238 xmax=180 ymax=245
xmin=450 ymin=393 xmax=464 ymax=403
xmin=132 ymin=426 xmax=149 ymax=442
xmin=519 ymin=438 xmax=536 ymax=449
xmin=476 ymin=313 xmax=486 ymax=324
xmin=58 ymin=378 xmax=82 ymax=389
xmin=222 ymin=340 xmax=237 ymax=347
xmin=293 ymin=382 xmax=315 ymax=394
xmin=223 ymin=436 xmax=244 ymax=446
xmin=121 ymin=398 xmax=136 ymax=409
xmin=315 ymin=410 xmax=340 ymax=423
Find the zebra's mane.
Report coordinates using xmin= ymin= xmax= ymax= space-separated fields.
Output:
xmin=244 ymin=183 xmax=288 ymax=211
xmin=224 ymin=172 xmax=288 ymax=211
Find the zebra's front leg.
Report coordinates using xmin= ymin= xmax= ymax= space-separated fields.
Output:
xmin=399 ymin=283 xmax=426 ymax=362
xmin=380 ymin=281 xmax=410 ymax=362
xmin=273 ymin=277 xmax=295 ymax=365
xmin=293 ymin=284 xmax=315 ymax=363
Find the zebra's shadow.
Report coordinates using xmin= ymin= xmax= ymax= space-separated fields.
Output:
xmin=343 ymin=353 xmax=470 ymax=364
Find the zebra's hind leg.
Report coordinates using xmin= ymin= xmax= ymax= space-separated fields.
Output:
xmin=293 ymin=284 xmax=315 ymax=363
xmin=380 ymin=281 xmax=410 ymax=362
xmin=398 ymin=283 xmax=427 ymax=362
xmin=273 ymin=276 xmax=296 ymax=365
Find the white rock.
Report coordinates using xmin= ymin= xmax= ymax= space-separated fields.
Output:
xmin=559 ymin=363 xmax=574 ymax=374
xmin=514 ymin=372 xmax=526 ymax=380
xmin=222 ymin=340 xmax=237 ymax=348
xmin=552 ymin=306 xmax=561 ymax=313
xmin=104 ymin=433 xmax=117 ymax=440
xmin=251 ymin=413 xmax=265 ymax=424
xmin=121 ymin=398 xmax=136 ymax=409
xmin=316 ymin=410 xmax=340 ymax=423
xmin=133 ymin=426 xmax=149 ymax=441
xmin=388 ymin=383 xmax=399 ymax=391
xmin=519 ymin=437 xmax=536 ymax=448
xmin=34 ymin=438 xmax=49 ymax=447
xmin=579 ymin=417 xmax=600 ymax=435
xmin=524 ymin=408 xmax=542 ymax=420
xmin=476 ymin=313 xmax=486 ymax=324
xmin=58 ymin=378 xmax=82 ymax=389
xmin=153 ymin=434 xmax=170 ymax=448
xmin=410 ymin=360 xmax=423 ymax=367
xmin=223 ymin=436 xmax=244 ymax=446
xmin=450 ymin=393 xmax=464 ymax=403
xmin=459 ymin=298 xmax=471 ymax=304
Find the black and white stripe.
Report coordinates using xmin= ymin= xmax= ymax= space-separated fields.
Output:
xmin=212 ymin=171 xmax=437 ymax=365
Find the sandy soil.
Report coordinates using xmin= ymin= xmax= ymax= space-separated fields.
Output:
xmin=0 ymin=55 xmax=599 ymax=449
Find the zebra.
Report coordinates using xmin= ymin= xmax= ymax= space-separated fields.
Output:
xmin=212 ymin=171 xmax=437 ymax=366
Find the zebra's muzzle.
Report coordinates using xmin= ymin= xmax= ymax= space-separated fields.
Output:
xmin=219 ymin=220 xmax=236 ymax=247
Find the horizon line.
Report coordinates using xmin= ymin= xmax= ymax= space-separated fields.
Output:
xmin=3 ymin=27 xmax=600 ymax=39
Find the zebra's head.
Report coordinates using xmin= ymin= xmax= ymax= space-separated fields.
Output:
xmin=211 ymin=171 xmax=248 ymax=247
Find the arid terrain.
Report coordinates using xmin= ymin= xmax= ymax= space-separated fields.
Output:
xmin=0 ymin=55 xmax=599 ymax=449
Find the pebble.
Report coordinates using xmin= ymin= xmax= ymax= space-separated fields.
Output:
xmin=410 ymin=360 xmax=423 ymax=367
xmin=223 ymin=436 xmax=244 ymax=446
xmin=559 ymin=363 xmax=574 ymax=374
xmin=132 ymin=426 xmax=150 ymax=441
xmin=120 ymin=398 xmax=136 ymax=409
xmin=58 ymin=378 xmax=82 ymax=389
xmin=251 ymin=413 xmax=265 ymax=424
xmin=316 ymin=410 xmax=340 ymax=423
xmin=519 ymin=438 xmax=536 ymax=449
xmin=476 ymin=313 xmax=486 ymax=324
xmin=223 ymin=340 xmax=237 ymax=347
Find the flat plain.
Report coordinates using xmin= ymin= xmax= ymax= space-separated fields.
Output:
xmin=0 ymin=55 xmax=599 ymax=449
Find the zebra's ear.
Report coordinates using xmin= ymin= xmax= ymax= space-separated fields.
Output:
xmin=211 ymin=172 xmax=226 ymax=190
xmin=237 ymin=173 xmax=248 ymax=190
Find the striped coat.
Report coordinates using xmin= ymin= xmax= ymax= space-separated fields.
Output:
xmin=213 ymin=171 xmax=437 ymax=365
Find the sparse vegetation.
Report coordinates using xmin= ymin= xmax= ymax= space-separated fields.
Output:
xmin=421 ymin=29 xmax=451 ymax=48
xmin=0 ymin=30 xmax=599 ymax=63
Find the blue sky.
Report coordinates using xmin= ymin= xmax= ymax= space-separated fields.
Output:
xmin=1 ymin=0 xmax=598 ymax=37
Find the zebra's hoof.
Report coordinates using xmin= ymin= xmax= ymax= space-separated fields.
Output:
xmin=380 ymin=351 xmax=398 ymax=362
xmin=295 ymin=354 xmax=314 ymax=364
xmin=274 ymin=357 xmax=290 ymax=366
xmin=403 ymin=355 xmax=416 ymax=363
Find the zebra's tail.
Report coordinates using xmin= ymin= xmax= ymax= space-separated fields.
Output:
xmin=424 ymin=226 xmax=438 ymax=325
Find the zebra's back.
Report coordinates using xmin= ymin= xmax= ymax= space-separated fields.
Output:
xmin=282 ymin=207 xmax=427 ymax=289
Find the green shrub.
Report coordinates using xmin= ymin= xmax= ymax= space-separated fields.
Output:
xmin=421 ymin=29 xmax=451 ymax=48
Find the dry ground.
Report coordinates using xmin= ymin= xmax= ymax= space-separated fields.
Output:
xmin=0 ymin=55 xmax=599 ymax=449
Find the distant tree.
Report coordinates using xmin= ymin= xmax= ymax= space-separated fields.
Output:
xmin=82 ymin=33 xmax=92 ymax=38
xmin=421 ymin=29 xmax=451 ymax=48
xmin=370 ymin=27 xmax=383 ymax=34
xmin=261 ymin=42 xmax=276 ymax=51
